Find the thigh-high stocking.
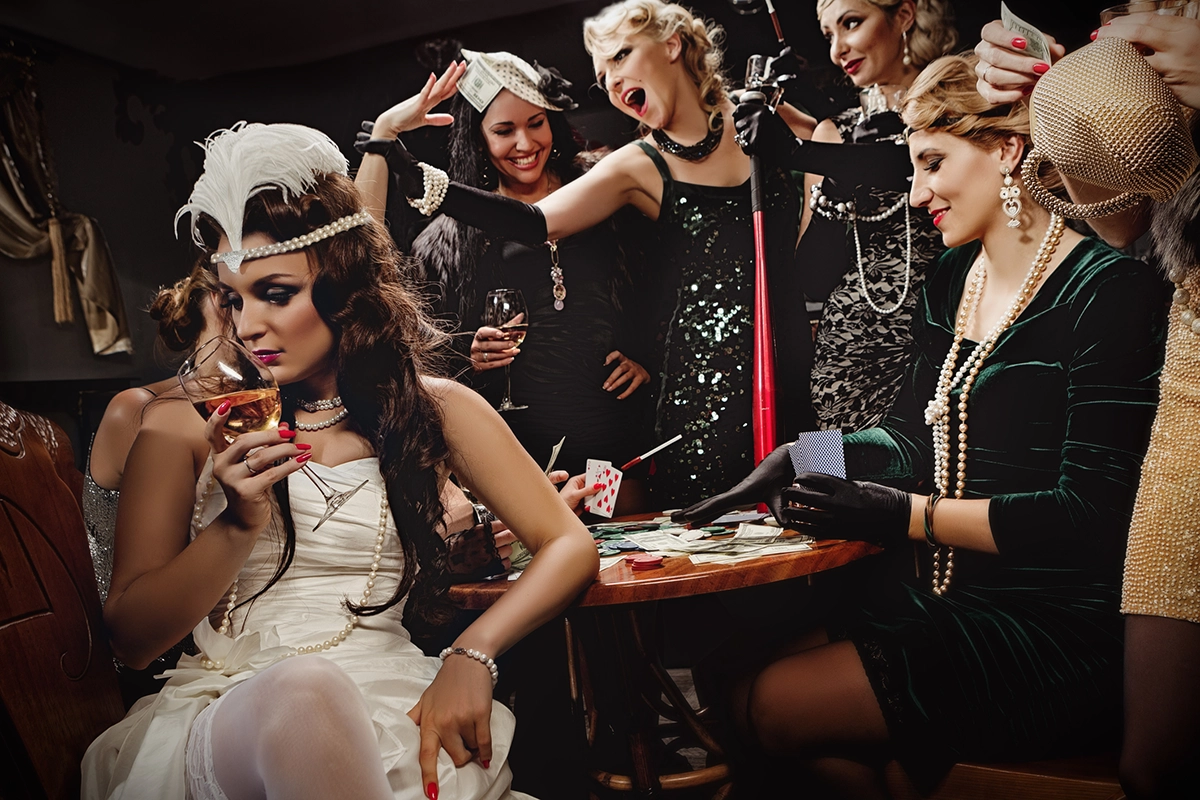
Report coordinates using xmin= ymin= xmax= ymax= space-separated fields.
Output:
xmin=207 ymin=656 xmax=395 ymax=800
xmin=1120 ymin=615 xmax=1200 ymax=800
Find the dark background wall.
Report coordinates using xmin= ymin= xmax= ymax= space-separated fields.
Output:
xmin=0 ymin=0 xmax=1110 ymax=461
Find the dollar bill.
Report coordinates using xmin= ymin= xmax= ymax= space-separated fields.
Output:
xmin=458 ymin=59 xmax=503 ymax=112
xmin=1001 ymin=2 xmax=1053 ymax=65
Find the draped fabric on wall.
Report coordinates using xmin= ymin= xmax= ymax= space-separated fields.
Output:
xmin=0 ymin=52 xmax=132 ymax=356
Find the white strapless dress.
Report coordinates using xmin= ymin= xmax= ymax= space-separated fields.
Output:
xmin=81 ymin=457 xmax=532 ymax=800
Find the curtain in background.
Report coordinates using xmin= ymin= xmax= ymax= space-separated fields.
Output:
xmin=0 ymin=50 xmax=132 ymax=356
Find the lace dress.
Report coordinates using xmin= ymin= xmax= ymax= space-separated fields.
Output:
xmin=81 ymin=457 xmax=532 ymax=800
xmin=805 ymin=107 xmax=945 ymax=432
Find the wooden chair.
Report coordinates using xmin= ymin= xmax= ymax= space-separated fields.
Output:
xmin=0 ymin=400 xmax=125 ymax=799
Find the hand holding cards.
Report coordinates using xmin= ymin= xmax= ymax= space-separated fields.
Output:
xmin=583 ymin=458 xmax=623 ymax=518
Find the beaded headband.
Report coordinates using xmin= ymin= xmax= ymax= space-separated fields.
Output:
xmin=176 ymin=121 xmax=354 ymax=273
xmin=209 ymin=210 xmax=372 ymax=271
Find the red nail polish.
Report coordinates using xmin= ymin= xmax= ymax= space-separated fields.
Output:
xmin=279 ymin=428 xmax=296 ymax=438
xmin=593 ymin=483 xmax=604 ymax=491
xmin=217 ymin=400 xmax=232 ymax=415
xmin=295 ymin=442 xmax=312 ymax=450
xmin=1011 ymin=37 xmax=1027 ymax=50
xmin=296 ymin=452 xmax=312 ymax=463
xmin=481 ymin=760 xmax=490 ymax=769
xmin=1090 ymin=29 xmax=1098 ymax=41
xmin=426 ymin=783 xmax=439 ymax=800
xmin=1032 ymin=62 xmax=1050 ymax=75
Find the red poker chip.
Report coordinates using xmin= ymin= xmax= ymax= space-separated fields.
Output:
xmin=630 ymin=554 xmax=663 ymax=570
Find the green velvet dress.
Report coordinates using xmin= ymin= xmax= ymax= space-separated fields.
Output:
xmin=833 ymin=236 xmax=1169 ymax=773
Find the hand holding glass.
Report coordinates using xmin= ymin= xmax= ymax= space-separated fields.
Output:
xmin=179 ymin=336 xmax=366 ymax=530
xmin=482 ymin=289 xmax=529 ymax=412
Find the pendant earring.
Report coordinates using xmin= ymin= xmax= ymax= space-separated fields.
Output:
xmin=478 ymin=148 xmax=496 ymax=188
xmin=1000 ymin=166 xmax=1022 ymax=228
xmin=902 ymin=28 xmax=912 ymax=66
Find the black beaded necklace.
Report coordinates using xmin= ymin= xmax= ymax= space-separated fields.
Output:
xmin=652 ymin=114 xmax=724 ymax=161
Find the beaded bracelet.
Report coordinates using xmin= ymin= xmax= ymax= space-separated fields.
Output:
xmin=923 ymin=493 xmax=943 ymax=548
xmin=439 ymin=646 xmax=499 ymax=687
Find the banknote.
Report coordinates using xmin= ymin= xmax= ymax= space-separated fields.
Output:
xmin=1001 ymin=2 xmax=1053 ymax=65
xmin=458 ymin=58 xmax=503 ymax=112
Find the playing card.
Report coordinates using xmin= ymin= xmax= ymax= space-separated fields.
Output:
xmin=585 ymin=464 xmax=623 ymax=518
xmin=584 ymin=458 xmax=610 ymax=489
xmin=788 ymin=430 xmax=847 ymax=479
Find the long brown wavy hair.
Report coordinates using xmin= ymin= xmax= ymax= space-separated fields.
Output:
xmin=195 ymin=172 xmax=457 ymax=633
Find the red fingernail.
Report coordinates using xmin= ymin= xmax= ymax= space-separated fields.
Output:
xmin=217 ymin=400 xmax=232 ymax=415
xmin=426 ymin=783 xmax=439 ymax=800
xmin=593 ymin=483 xmax=604 ymax=491
xmin=1032 ymin=62 xmax=1050 ymax=75
xmin=1012 ymin=37 xmax=1027 ymax=49
xmin=481 ymin=760 xmax=490 ymax=769
xmin=295 ymin=442 xmax=312 ymax=450
xmin=1090 ymin=29 xmax=1098 ymax=41
xmin=296 ymin=452 xmax=312 ymax=463
xmin=1022 ymin=86 xmax=1033 ymax=95
xmin=279 ymin=428 xmax=296 ymax=438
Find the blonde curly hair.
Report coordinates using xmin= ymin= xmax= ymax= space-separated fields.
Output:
xmin=818 ymin=0 xmax=958 ymax=70
xmin=584 ymin=0 xmax=727 ymax=130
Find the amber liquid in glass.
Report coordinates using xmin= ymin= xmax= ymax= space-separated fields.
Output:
xmin=501 ymin=323 xmax=529 ymax=348
xmin=194 ymin=388 xmax=282 ymax=439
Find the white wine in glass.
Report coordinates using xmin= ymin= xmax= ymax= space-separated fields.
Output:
xmin=179 ymin=336 xmax=367 ymax=530
xmin=483 ymin=289 xmax=529 ymax=412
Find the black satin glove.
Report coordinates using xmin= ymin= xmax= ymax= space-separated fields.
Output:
xmin=671 ymin=443 xmax=796 ymax=527
xmin=780 ymin=472 xmax=911 ymax=548
xmin=768 ymin=45 xmax=803 ymax=90
xmin=733 ymin=100 xmax=800 ymax=163
xmin=850 ymin=110 xmax=904 ymax=144
xmin=353 ymin=121 xmax=424 ymax=198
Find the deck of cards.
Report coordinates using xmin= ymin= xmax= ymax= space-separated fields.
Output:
xmin=583 ymin=458 xmax=623 ymax=518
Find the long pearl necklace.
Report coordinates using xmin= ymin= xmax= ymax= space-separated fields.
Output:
xmin=923 ymin=214 xmax=1065 ymax=595
xmin=201 ymin=483 xmax=390 ymax=670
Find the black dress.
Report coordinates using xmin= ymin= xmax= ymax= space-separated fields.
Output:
xmin=633 ymin=142 xmax=804 ymax=509
xmin=834 ymin=237 xmax=1168 ymax=772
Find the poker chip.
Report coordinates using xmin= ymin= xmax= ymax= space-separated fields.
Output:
xmin=597 ymin=547 xmax=620 ymax=557
xmin=630 ymin=555 xmax=664 ymax=570
xmin=613 ymin=540 xmax=642 ymax=551
xmin=700 ymin=526 xmax=727 ymax=533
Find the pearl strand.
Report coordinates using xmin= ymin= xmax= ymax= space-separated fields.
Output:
xmin=294 ymin=407 xmax=350 ymax=432
xmin=924 ymin=214 xmax=1065 ymax=595
xmin=810 ymin=184 xmax=913 ymax=315
xmin=296 ymin=395 xmax=343 ymax=412
xmin=201 ymin=483 xmax=390 ymax=670
xmin=408 ymin=162 xmax=449 ymax=216
xmin=210 ymin=210 xmax=371 ymax=269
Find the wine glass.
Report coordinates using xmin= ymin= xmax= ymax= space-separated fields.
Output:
xmin=1099 ymin=0 xmax=1196 ymax=24
xmin=178 ymin=336 xmax=367 ymax=531
xmin=482 ymin=289 xmax=529 ymax=412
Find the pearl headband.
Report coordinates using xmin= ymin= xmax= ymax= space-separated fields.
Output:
xmin=210 ymin=209 xmax=372 ymax=272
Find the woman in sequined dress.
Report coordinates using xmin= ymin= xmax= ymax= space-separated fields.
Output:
xmin=85 ymin=262 xmax=226 ymax=705
xmin=977 ymin=14 xmax=1200 ymax=798
xmin=356 ymin=51 xmax=654 ymax=495
xmin=362 ymin=0 xmax=818 ymax=508
xmin=801 ymin=0 xmax=957 ymax=432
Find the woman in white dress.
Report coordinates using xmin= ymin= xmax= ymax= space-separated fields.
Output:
xmin=81 ymin=121 xmax=599 ymax=800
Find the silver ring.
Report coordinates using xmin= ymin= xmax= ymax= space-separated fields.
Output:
xmin=483 ymin=351 xmax=490 ymax=363
xmin=245 ymin=457 xmax=260 ymax=476
xmin=984 ymin=65 xmax=994 ymax=85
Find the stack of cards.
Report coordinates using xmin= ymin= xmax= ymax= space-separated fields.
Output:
xmin=788 ymin=429 xmax=847 ymax=479
xmin=583 ymin=458 xmax=623 ymax=518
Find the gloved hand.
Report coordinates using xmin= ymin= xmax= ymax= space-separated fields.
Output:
xmin=671 ymin=443 xmax=796 ymax=527
xmin=353 ymin=121 xmax=424 ymax=199
xmin=780 ymin=472 xmax=911 ymax=548
xmin=850 ymin=110 xmax=904 ymax=144
xmin=732 ymin=100 xmax=800 ymax=163
xmin=768 ymin=45 xmax=804 ymax=89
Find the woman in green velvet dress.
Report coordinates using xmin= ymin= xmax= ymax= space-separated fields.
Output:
xmin=674 ymin=54 xmax=1169 ymax=797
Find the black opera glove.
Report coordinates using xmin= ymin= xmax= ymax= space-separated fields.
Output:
xmin=353 ymin=122 xmax=424 ymax=199
xmin=768 ymin=45 xmax=803 ymax=89
xmin=732 ymin=100 xmax=801 ymax=163
xmin=671 ymin=443 xmax=796 ymax=527
xmin=780 ymin=472 xmax=911 ymax=548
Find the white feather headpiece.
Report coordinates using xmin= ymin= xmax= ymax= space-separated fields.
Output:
xmin=174 ymin=121 xmax=352 ymax=273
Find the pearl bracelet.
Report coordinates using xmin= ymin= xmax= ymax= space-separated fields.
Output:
xmin=439 ymin=646 xmax=499 ymax=687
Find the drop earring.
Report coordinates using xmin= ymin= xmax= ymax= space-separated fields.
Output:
xmin=478 ymin=147 xmax=496 ymax=188
xmin=1000 ymin=166 xmax=1022 ymax=228
xmin=902 ymin=28 xmax=912 ymax=66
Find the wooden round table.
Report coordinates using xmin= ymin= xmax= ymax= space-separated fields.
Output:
xmin=450 ymin=524 xmax=880 ymax=798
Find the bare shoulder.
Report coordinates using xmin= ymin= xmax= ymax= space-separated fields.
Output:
xmin=814 ymin=118 xmax=843 ymax=144
xmin=139 ymin=396 xmax=210 ymax=466
xmin=423 ymin=375 xmax=493 ymax=421
xmin=98 ymin=387 xmax=156 ymax=432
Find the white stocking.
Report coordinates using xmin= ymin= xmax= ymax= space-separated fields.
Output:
xmin=201 ymin=656 xmax=395 ymax=800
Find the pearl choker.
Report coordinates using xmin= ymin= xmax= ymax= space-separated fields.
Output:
xmin=294 ymin=407 xmax=350 ymax=432
xmin=297 ymin=396 xmax=343 ymax=412
xmin=201 ymin=482 xmax=389 ymax=670
xmin=924 ymin=214 xmax=1065 ymax=595
xmin=810 ymin=183 xmax=912 ymax=316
